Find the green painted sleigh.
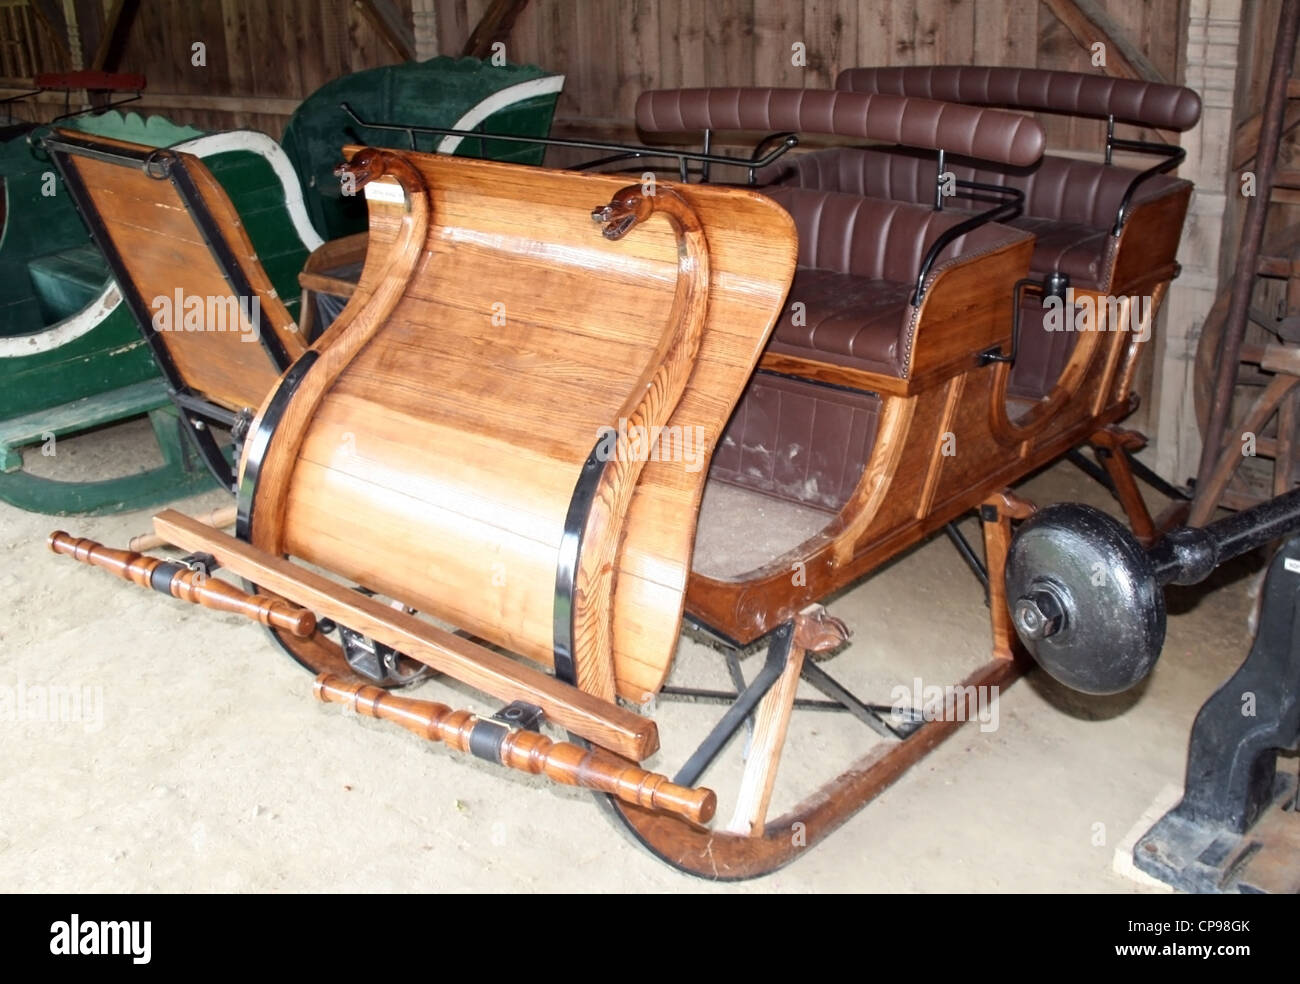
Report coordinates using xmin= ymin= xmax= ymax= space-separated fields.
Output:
xmin=0 ymin=113 xmax=321 ymax=515
xmin=0 ymin=56 xmax=562 ymax=516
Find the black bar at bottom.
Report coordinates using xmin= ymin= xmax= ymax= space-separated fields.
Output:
xmin=672 ymin=622 xmax=793 ymax=788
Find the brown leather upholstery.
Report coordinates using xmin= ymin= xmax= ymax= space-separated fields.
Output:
xmin=836 ymin=66 xmax=1202 ymax=131
xmin=764 ymin=147 xmax=1189 ymax=399
xmin=1005 ymin=295 xmax=1078 ymax=402
xmin=763 ymin=146 xmax=1184 ymax=291
xmin=1011 ymin=215 xmax=1111 ymax=286
xmin=774 ymin=270 xmax=914 ymax=376
xmin=710 ymin=370 xmax=880 ymax=512
xmin=762 ymin=186 xmax=1031 ymax=378
xmin=635 ymin=87 xmax=1045 ymax=167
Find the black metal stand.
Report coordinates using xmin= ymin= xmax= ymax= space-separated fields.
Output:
xmin=1134 ymin=534 xmax=1300 ymax=893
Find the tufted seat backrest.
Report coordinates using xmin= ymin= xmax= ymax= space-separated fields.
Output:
xmin=762 ymin=145 xmax=1186 ymax=231
xmin=764 ymin=184 xmax=1028 ymax=286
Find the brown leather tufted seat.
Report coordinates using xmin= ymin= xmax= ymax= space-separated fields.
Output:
xmin=632 ymin=85 xmax=1052 ymax=387
xmin=764 ymin=145 xmax=1186 ymax=291
xmin=763 ymin=147 xmax=1189 ymax=398
xmin=634 ymin=86 xmax=1045 ymax=167
xmin=706 ymin=186 xmax=1032 ymax=510
xmin=835 ymin=66 xmax=1202 ymax=132
xmin=762 ymin=186 xmax=1030 ymax=379
xmin=822 ymin=66 xmax=1201 ymax=400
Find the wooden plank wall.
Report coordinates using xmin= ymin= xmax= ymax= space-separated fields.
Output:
xmin=112 ymin=0 xmax=413 ymax=135
xmin=0 ymin=0 xmax=66 ymax=81
xmin=2 ymin=0 xmax=1188 ymax=149
xmin=0 ymin=0 xmax=412 ymax=135
xmin=1225 ymin=0 xmax=1300 ymax=286
xmin=456 ymin=0 xmax=1190 ymax=153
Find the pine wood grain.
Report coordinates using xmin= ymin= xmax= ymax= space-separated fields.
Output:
xmin=240 ymin=149 xmax=798 ymax=704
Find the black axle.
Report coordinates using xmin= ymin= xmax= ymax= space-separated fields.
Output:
xmin=1005 ymin=485 xmax=1300 ymax=694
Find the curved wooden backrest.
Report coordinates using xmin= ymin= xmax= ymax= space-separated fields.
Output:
xmin=240 ymin=149 xmax=797 ymax=703
xmin=46 ymin=130 xmax=307 ymax=413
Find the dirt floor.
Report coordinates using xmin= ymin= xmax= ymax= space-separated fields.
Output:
xmin=0 ymin=418 xmax=1272 ymax=892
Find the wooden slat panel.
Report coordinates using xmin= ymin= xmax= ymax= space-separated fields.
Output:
xmin=65 ymin=148 xmax=303 ymax=411
xmin=273 ymin=150 xmax=797 ymax=702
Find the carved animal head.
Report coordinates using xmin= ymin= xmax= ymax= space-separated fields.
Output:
xmin=335 ymin=148 xmax=386 ymax=193
xmin=592 ymin=187 xmax=653 ymax=241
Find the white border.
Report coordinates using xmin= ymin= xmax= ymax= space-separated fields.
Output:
xmin=436 ymin=75 xmax=565 ymax=155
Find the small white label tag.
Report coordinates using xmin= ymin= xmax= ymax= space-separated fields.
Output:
xmin=364 ymin=180 xmax=405 ymax=204
xmin=1285 ymin=557 xmax=1300 ymax=574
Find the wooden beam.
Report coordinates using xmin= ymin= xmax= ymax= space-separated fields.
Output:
xmin=0 ymin=86 xmax=296 ymax=115
xmin=71 ymin=0 xmax=99 ymax=70
xmin=354 ymin=0 xmax=415 ymax=62
xmin=1234 ymin=102 xmax=1300 ymax=170
xmin=89 ymin=0 xmax=138 ymax=72
xmin=1040 ymin=0 xmax=1168 ymax=84
xmin=130 ymin=91 xmax=300 ymax=115
xmin=28 ymin=0 xmax=72 ymax=69
xmin=724 ymin=644 xmax=805 ymax=835
xmin=152 ymin=509 xmax=660 ymax=762
xmin=461 ymin=0 xmax=529 ymax=59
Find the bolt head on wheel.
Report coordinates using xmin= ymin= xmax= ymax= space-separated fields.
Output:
xmin=1013 ymin=587 xmax=1067 ymax=640
xmin=1005 ymin=504 xmax=1165 ymax=695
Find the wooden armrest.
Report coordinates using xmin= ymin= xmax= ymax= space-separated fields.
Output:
xmin=297 ymin=271 xmax=357 ymax=298
xmin=301 ymin=231 xmax=369 ymax=274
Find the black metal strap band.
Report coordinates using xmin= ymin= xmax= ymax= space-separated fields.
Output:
xmin=164 ymin=155 xmax=292 ymax=371
xmin=468 ymin=718 xmax=509 ymax=764
xmin=39 ymin=131 xmax=154 ymax=167
xmin=148 ymin=561 xmax=183 ymax=594
xmin=235 ymin=350 xmax=319 ymax=542
xmin=552 ymin=438 xmax=610 ymax=687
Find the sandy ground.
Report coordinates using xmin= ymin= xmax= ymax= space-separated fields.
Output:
xmin=0 ymin=417 xmax=1269 ymax=892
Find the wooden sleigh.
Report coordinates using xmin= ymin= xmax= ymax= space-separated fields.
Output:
xmin=45 ymin=69 xmax=1203 ymax=880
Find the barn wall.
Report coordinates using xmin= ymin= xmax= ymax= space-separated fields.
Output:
xmin=5 ymin=0 xmax=1265 ymax=482
xmin=450 ymin=0 xmax=1190 ymax=154
xmin=0 ymin=0 xmax=413 ymax=136
xmin=3 ymin=0 xmax=1189 ymax=146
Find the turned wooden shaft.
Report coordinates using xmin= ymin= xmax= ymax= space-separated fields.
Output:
xmin=129 ymin=504 xmax=237 ymax=553
xmin=313 ymin=673 xmax=716 ymax=824
xmin=48 ymin=531 xmax=316 ymax=638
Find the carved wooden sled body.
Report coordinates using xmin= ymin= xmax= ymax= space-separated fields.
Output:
xmin=46 ymin=68 xmax=1204 ymax=880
